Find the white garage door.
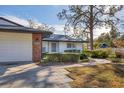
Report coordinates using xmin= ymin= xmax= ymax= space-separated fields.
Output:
xmin=0 ymin=32 xmax=32 ymax=62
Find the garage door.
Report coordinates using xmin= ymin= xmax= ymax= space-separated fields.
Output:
xmin=0 ymin=32 xmax=32 ymax=62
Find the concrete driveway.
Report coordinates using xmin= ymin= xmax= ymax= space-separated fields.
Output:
xmin=0 ymin=63 xmax=73 ymax=88
xmin=0 ymin=59 xmax=110 ymax=88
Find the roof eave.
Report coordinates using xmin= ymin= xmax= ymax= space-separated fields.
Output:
xmin=0 ymin=28 xmax=53 ymax=35
xmin=42 ymin=40 xmax=87 ymax=43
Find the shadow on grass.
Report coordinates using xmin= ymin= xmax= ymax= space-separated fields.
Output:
xmin=66 ymin=63 xmax=124 ymax=88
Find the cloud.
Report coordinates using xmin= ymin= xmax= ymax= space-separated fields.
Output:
xmin=1 ymin=15 xmax=29 ymax=26
xmin=0 ymin=15 xmax=111 ymax=38
xmin=51 ymin=24 xmax=65 ymax=34
xmin=94 ymin=27 xmax=110 ymax=38
xmin=52 ymin=24 xmax=110 ymax=38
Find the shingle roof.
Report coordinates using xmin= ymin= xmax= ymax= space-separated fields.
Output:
xmin=43 ymin=34 xmax=86 ymax=43
xmin=0 ymin=25 xmax=52 ymax=34
xmin=0 ymin=17 xmax=52 ymax=34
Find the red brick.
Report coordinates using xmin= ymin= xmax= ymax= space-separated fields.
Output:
xmin=32 ymin=34 xmax=42 ymax=62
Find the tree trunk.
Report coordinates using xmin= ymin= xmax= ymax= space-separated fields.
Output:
xmin=89 ymin=5 xmax=94 ymax=50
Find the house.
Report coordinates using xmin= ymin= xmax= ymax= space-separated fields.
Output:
xmin=0 ymin=17 xmax=52 ymax=63
xmin=99 ymin=43 xmax=109 ymax=48
xmin=42 ymin=34 xmax=86 ymax=53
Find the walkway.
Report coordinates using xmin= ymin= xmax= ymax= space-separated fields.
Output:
xmin=0 ymin=59 xmax=111 ymax=88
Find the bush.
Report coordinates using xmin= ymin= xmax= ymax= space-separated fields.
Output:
xmin=81 ymin=48 xmax=113 ymax=58
xmin=80 ymin=53 xmax=88 ymax=60
xmin=82 ymin=50 xmax=92 ymax=57
xmin=42 ymin=53 xmax=80 ymax=63
xmin=91 ymin=50 xmax=109 ymax=58
xmin=115 ymin=49 xmax=124 ymax=58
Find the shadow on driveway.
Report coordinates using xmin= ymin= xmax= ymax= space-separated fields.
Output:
xmin=0 ymin=64 xmax=57 ymax=88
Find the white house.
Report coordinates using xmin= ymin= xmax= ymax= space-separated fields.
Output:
xmin=42 ymin=34 xmax=85 ymax=53
xmin=0 ymin=17 xmax=52 ymax=63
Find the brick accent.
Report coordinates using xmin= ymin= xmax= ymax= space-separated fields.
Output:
xmin=32 ymin=34 xmax=42 ymax=62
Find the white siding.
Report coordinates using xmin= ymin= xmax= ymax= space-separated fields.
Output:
xmin=42 ymin=41 xmax=83 ymax=53
xmin=59 ymin=42 xmax=83 ymax=53
xmin=42 ymin=41 xmax=49 ymax=53
xmin=0 ymin=32 xmax=32 ymax=62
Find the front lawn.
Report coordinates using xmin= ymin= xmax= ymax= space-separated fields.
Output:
xmin=66 ymin=63 xmax=124 ymax=88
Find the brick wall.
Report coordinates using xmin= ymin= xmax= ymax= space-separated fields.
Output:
xmin=32 ymin=34 xmax=42 ymax=62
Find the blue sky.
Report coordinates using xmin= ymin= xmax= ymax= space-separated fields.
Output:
xmin=0 ymin=5 xmax=67 ymax=25
xmin=0 ymin=5 xmax=123 ymax=37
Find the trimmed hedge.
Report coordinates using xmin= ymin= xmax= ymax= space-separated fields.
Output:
xmin=42 ymin=53 xmax=80 ymax=63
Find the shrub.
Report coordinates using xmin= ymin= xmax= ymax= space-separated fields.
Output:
xmin=42 ymin=53 xmax=80 ymax=63
xmin=82 ymin=50 xmax=92 ymax=57
xmin=115 ymin=49 xmax=124 ymax=58
xmin=81 ymin=48 xmax=113 ymax=59
xmin=91 ymin=50 xmax=109 ymax=58
xmin=80 ymin=53 xmax=88 ymax=60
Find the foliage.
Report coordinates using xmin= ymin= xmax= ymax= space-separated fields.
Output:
xmin=109 ymin=25 xmax=120 ymax=39
xmin=64 ymin=49 xmax=80 ymax=53
xmin=120 ymin=34 xmax=124 ymax=39
xmin=90 ymin=50 xmax=108 ymax=58
xmin=66 ymin=64 xmax=124 ymax=88
xmin=57 ymin=5 xmax=123 ymax=50
xmin=80 ymin=53 xmax=88 ymax=60
xmin=97 ymin=33 xmax=111 ymax=46
xmin=115 ymin=49 xmax=124 ymax=58
xmin=95 ymin=24 xmax=122 ymax=48
xmin=113 ymin=39 xmax=124 ymax=48
xmin=42 ymin=53 xmax=80 ymax=63
xmin=27 ymin=19 xmax=55 ymax=32
xmin=82 ymin=48 xmax=112 ymax=58
xmin=93 ymin=41 xmax=100 ymax=49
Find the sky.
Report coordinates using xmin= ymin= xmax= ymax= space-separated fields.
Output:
xmin=0 ymin=5 xmax=123 ymax=37
xmin=0 ymin=5 xmax=67 ymax=25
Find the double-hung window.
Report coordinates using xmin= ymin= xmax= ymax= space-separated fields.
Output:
xmin=51 ymin=43 xmax=57 ymax=52
xmin=67 ymin=43 xmax=76 ymax=48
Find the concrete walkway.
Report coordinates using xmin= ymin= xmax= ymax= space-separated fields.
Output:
xmin=0 ymin=59 xmax=111 ymax=88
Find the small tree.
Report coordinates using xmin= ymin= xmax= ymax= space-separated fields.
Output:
xmin=28 ymin=19 xmax=55 ymax=32
xmin=57 ymin=5 xmax=123 ymax=50
xmin=113 ymin=39 xmax=124 ymax=48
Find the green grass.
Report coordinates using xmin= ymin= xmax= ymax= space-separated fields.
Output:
xmin=66 ymin=63 xmax=124 ymax=88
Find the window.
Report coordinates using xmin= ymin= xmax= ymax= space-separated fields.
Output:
xmin=67 ymin=43 xmax=71 ymax=48
xmin=42 ymin=47 xmax=46 ymax=53
xmin=67 ymin=43 xmax=76 ymax=48
xmin=51 ymin=43 xmax=57 ymax=52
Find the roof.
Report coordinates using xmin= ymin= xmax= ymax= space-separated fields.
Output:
xmin=0 ymin=17 xmax=52 ymax=34
xmin=43 ymin=34 xmax=87 ymax=43
xmin=0 ymin=17 xmax=25 ymax=27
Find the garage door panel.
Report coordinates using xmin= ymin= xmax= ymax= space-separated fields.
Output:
xmin=0 ymin=32 xmax=32 ymax=62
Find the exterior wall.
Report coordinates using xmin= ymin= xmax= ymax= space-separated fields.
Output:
xmin=42 ymin=41 xmax=83 ymax=53
xmin=59 ymin=42 xmax=67 ymax=53
xmin=0 ymin=32 xmax=32 ymax=62
xmin=32 ymin=34 xmax=42 ymax=62
xmin=42 ymin=41 xmax=59 ymax=53
xmin=42 ymin=41 xmax=48 ymax=53
xmin=59 ymin=42 xmax=83 ymax=53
